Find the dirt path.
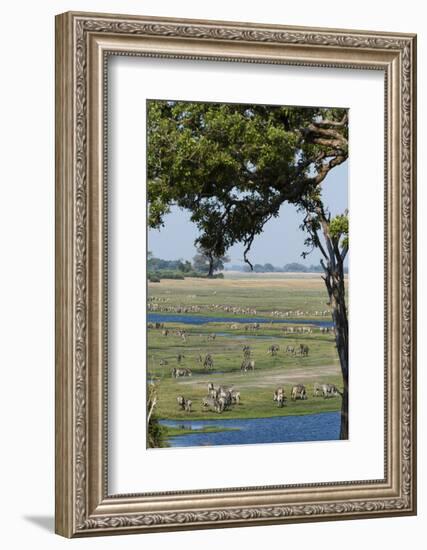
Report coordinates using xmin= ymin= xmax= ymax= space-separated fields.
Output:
xmin=175 ymin=364 xmax=340 ymax=389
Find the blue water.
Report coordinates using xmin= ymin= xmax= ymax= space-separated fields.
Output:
xmin=148 ymin=313 xmax=333 ymax=328
xmin=160 ymin=412 xmax=341 ymax=448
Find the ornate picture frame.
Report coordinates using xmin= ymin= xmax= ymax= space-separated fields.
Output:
xmin=55 ymin=11 xmax=417 ymax=537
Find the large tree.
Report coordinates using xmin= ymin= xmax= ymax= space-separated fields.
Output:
xmin=193 ymin=248 xmax=230 ymax=277
xmin=147 ymin=100 xmax=349 ymax=437
xmin=301 ymin=206 xmax=349 ymax=438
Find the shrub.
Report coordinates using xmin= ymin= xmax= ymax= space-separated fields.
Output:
xmin=157 ymin=270 xmax=184 ymax=280
xmin=184 ymin=271 xmax=224 ymax=279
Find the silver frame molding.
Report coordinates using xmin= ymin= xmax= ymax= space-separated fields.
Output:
xmin=55 ymin=11 xmax=417 ymax=538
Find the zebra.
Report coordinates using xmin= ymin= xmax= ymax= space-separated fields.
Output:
xmin=267 ymin=344 xmax=280 ymax=356
xmin=231 ymin=390 xmax=241 ymax=405
xmin=313 ymin=382 xmax=336 ymax=397
xmin=171 ymin=367 xmax=192 ymax=378
xmin=217 ymin=388 xmax=233 ymax=412
xmin=202 ymin=396 xmax=216 ymax=411
xmin=201 ymin=396 xmax=221 ymax=413
xmin=203 ymin=354 xmax=214 ymax=370
xmin=241 ymin=359 xmax=255 ymax=372
xmin=291 ymin=384 xmax=307 ymax=401
xmin=217 ymin=385 xmax=233 ymax=399
xmin=299 ymin=344 xmax=309 ymax=357
xmin=216 ymin=396 xmax=227 ymax=413
xmin=273 ymin=387 xmax=287 ymax=408
xmin=176 ymin=395 xmax=186 ymax=409
xmin=320 ymin=383 xmax=340 ymax=398
xmin=313 ymin=382 xmax=323 ymax=397
xmin=242 ymin=345 xmax=251 ymax=359
xmin=207 ymin=382 xmax=218 ymax=398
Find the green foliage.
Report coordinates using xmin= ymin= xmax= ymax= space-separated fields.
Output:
xmin=147 ymin=270 xmax=224 ymax=281
xmin=330 ymin=214 xmax=349 ymax=249
xmin=184 ymin=271 xmax=224 ymax=279
xmin=147 ymin=415 xmax=169 ymax=448
xmin=147 ymin=100 xmax=348 ymax=267
xmin=147 ymin=256 xmax=192 ymax=272
xmin=147 ymin=384 xmax=169 ymax=448
xmin=147 ymin=254 xmax=195 ymax=281
xmin=193 ymin=249 xmax=229 ymax=275
xmin=148 ymin=270 xmax=185 ymax=280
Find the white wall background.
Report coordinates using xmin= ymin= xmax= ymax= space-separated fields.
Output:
xmin=0 ymin=1 xmax=424 ymax=548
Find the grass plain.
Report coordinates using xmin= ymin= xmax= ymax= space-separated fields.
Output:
xmin=147 ymin=274 xmax=343 ymax=423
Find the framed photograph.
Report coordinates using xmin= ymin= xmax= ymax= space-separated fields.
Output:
xmin=55 ymin=11 xmax=417 ymax=537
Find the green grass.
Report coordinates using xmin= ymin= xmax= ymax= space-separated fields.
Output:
xmin=153 ymin=377 xmax=342 ymax=421
xmin=147 ymin=275 xmax=344 ymax=424
xmin=147 ymin=272 xmax=347 ymax=317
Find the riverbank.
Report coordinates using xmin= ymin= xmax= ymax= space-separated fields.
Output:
xmin=159 ymin=397 xmax=343 ymax=424
xmin=160 ymin=412 xmax=341 ymax=448
xmin=148 ymin=312 xmax=334 ymax=325
xmin=157 ymin=392 xmax=341 ymax=421
xmin=163 ymin=424 xmax=240 ymax=437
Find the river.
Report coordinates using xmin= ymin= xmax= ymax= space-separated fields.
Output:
xmin=160 ymin=412 xmax=340 ymax=447
xmin=148 ymin=313 xmax=333 ymax=327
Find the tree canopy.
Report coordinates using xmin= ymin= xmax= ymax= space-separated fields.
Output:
xmin=192 ymin=248 xmax=229 ymax=275
xmin=147 ymin=100 xmax=348 ymax=268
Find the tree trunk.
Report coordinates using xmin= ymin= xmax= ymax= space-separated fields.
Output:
xmin=323 ymin=264 xmax=349 ymax=439
xmin=207 ymin=254 xmax=214 ymax=277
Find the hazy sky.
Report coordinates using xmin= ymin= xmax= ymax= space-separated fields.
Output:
xmin=148 ymin=161 xmax=348 ymax=266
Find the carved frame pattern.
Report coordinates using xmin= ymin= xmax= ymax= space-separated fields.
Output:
xmin=55 ymin=11 xmax=416 ymax=537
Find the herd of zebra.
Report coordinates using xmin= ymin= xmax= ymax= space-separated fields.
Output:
xmin=147 ymin=302 xmax=257 ymax=316
xmin=147 ymin=300 xmax=332 ymax=318
xmin=175 ymin=381 xmax=341 ymax=415
xmin=270 ymin=309 xmax=331 ymax=318
xmin=150 ymin=320 xmax=341 ymax=421
xmin=176 ymin=383 xmax=241 ymax=414
xmin=268 ymin=343 xmax=309 ymax=357
xmin=273 ymin=382 xmax=341 ymax=407
xmin=148 ymin=321 xmax=331 ymax=337
xmin=169 ymin=342 xmax=310 ymax=378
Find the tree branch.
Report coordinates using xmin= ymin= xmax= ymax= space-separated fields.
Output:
xmin=311 ymin=113 xmax=348 ymax=128
xmin=243 ymin=234 xmax=255 ymax=270
xmin=311 ymin=155 xmax=347 ymax=186
xmin=341 ymin=244 xmax=349 ymax=262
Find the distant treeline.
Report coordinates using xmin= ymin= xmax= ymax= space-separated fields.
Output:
xmin=147 ymin=252 xmax=225 ymax=282
xmin=228 ymin=262 xmax=348 ymax=274
xmin=148 ymin=257 xmax=193 ymax=273
xmin=148 ymin=254 xmax=347 ymax=281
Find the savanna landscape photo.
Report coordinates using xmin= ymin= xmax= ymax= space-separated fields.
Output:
xmin=146 ymin=100 xmax=349 ymax=449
